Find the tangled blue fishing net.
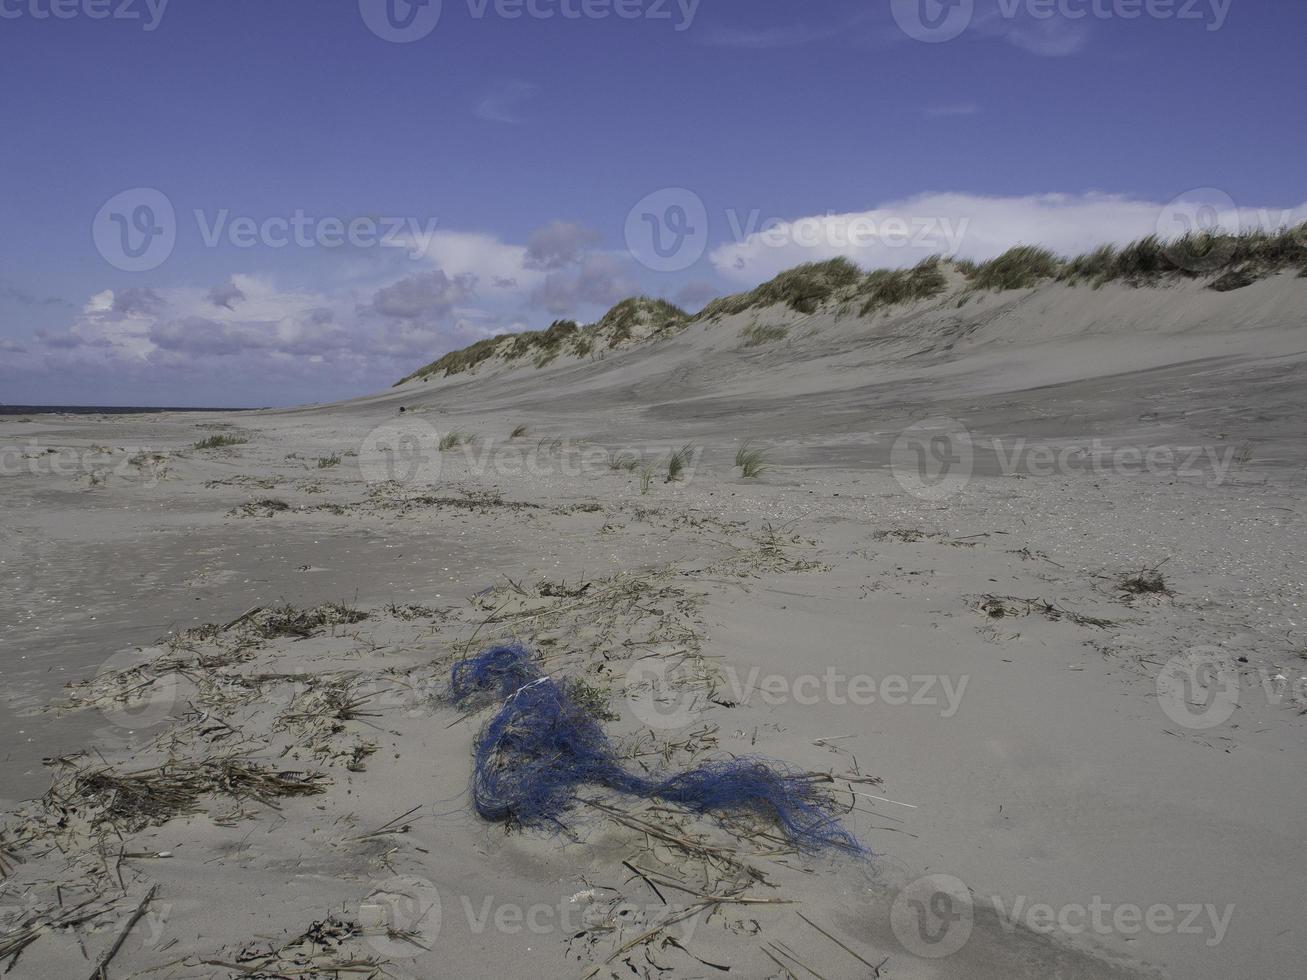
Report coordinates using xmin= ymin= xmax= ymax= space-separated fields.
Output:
xmin=447 ymin=644 xmax=862 ymax=854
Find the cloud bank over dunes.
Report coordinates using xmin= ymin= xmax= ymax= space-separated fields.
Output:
xmin=710 ymin=192 xmax=1307 ymax=284
xmin=4 ymin=192 xmax=1304 ymax=405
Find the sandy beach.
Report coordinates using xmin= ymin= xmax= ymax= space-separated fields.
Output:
xmin=2 ymin=269 xmax=1304 ymax=978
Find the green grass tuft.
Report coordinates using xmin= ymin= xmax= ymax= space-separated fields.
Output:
xmin=598 ymin=297 xmax=689 ymax=348
xmin=858 ymin=256 xmax=949 ymax=315
xmin=1056 ymin=244 xmax=1118 ymax=287
xmin=608 ymin=452 xmax=640 ymax=472
xmin=439 ymin=432 xmax=473 ymax=452
xmin=969 ymin=246 xmax=1062 ymax=291
xmin=699 ymin=258 xmax=863 ymax=319
xmin=735 ymin=440 xmax=768 ymax=478
xmin=665 ymin=444 xmax=695 ymax=483
xmin=193 ymin=434 xmax=248 ymax=450
xmin=740 ymin=324 xmax=789 ymax=348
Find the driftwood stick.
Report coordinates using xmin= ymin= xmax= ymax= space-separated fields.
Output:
xmin=87 ymin=883 xmax=157 ymax=980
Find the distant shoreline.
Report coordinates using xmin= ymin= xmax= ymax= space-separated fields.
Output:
xmin=0 ymin=404 xmax=259 ymax=415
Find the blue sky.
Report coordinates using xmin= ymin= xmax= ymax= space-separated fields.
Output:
xmin=1 ymin=0 xmax=1304 ymax=407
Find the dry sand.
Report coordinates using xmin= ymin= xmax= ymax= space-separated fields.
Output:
xmin=1 ymin=273 xmax=1304 ymax=978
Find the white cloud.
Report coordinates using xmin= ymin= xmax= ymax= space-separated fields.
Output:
xmin=4 ymin=223 xmax=629 ymax=388
xmin=710 ymin=192 xmax=1307 ymax=284
xmin=85 ymin=290 xmax=114 ymax=313
xmin=474 ymin=80 xmax=539 ymax=124
xmin=531 ymin=253 xmax=637 ymax=316
xmin=414 ymin=231 xmax=544 ymax=291
xmin=372 ymin=270 xmax=478 ymax=320
xmin=524 ymin=221 xmax=602 ymax=270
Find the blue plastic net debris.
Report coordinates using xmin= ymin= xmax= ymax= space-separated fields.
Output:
xmin=447 ymin=644 xmax=863 ymax=854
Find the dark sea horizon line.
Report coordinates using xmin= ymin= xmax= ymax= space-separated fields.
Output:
xmin=0 ymin=404 xmax=263 ymax=415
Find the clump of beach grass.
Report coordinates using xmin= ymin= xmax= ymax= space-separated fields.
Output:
xmin=639 ymin=467 xmax=654 ymax=495
xmin=597 ymin=297 xmax=689 ymax=347
xmin=230 ymin=497 xmax=292 ymax=518
xmin=565 ymin=677 xmax=619 ymax=722
xmin=193 ymin=434 xmax=248 ymax=450
xmin=609 ymin=452 xmax=640 ymax=472
xmin=511 ymin=424 xmax=528 ymax=438
xmin=1056 ymin=244 xmax=1119 ymax=287
xmin=699 ymin=258 xmax=863 ymax=318
xmin=247 ymin=602 xmax=369 ymax=640
xmin=858 ymin=256 xmax=949 ymax=315
xmin=317 ymin=454 xmax=341 ymax=469
xmin=969 ymin=245 xmax=1062 ymax=291
xmin=439 ymin=432 xmax=473 ymax=452
xmin=1119 ymin=563 xmax=1172 ymax=597
xmin=740 ymin=324 xmax=789 ymax=348
xmin=49 ymin=757 xmax=327 ymax=834
xmin=665 ymin=444 xmax=695 ymax=483
xmin=735 ymin=441 xmax=768 ymax=478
